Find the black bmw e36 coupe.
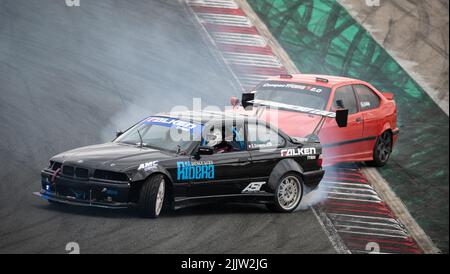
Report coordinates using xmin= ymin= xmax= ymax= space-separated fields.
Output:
xmin=34 ymin=110 xmax=347 ymax=218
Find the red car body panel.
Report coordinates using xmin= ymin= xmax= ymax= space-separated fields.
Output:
xmin=232 ymin=74 xmax=398 ymax=166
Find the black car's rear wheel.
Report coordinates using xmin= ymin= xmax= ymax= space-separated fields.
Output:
xmin=366 ymin=131 xmax=393 ymax=167
xmin=266 ymin=173 xmax=303 ymax=213
xmin=138 ymin=174 xmax=166 ymax=218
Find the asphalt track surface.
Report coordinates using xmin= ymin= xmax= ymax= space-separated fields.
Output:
xmin=0 ymin=0 xmax=335 ymax=253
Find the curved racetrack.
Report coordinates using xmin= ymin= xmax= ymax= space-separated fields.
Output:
xmin=0 ymin=0 xmax=334 ymax=253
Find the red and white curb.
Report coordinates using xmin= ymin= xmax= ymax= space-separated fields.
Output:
xmin=320 ymin=166 xmax=421 ymax=253
xmin=186 ymin=0 xmax=422 ymax=254
xmin=187 ymin=0 xmax=287 ymax=90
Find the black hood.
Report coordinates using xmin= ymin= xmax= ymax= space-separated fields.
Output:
xmin=51 ymin=142 xmax=174 ymax=172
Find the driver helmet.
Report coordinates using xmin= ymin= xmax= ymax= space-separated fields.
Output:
xmin=205 ymin=127 xmax=223 ymax=147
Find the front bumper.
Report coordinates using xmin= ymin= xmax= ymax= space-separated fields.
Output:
xmin=36 ymin=169 xmax=133 ymax=209
xmin=392 ymin=128 xmax=400 ymax=145
xmin=33 ymin=190 xmax=134 ymax=209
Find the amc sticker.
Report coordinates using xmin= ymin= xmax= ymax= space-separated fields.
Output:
xmin=138 ymin=160 xmax=159 ymax=171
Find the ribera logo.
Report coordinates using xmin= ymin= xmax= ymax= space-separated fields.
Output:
xmin=281 ymin=147 xmax=317 ymax=157
xmin=177 ymin=161 xmax=214 ymax=181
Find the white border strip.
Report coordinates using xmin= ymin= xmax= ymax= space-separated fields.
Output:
xmin=312 ymin=207 xmax=351 ymax=254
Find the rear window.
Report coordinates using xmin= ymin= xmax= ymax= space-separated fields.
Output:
xmin=255 ymin=81 xmax=331 ymax=110
xmin=354 ymin=85 xmax=380 ymax=111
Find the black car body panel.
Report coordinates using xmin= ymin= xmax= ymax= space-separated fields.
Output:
xmin=35 ymin=111 xmax=325 ymax=210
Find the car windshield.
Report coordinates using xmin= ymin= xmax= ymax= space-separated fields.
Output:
xmin=114 ymin=116 xmax=202 ymax=153
xmin=255 ymin=81 xmax=332 ymax=110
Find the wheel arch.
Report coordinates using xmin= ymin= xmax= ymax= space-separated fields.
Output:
xmin=267 ymin=159 xmax=304 ymax=193
xmin=129 ymin=171 xmax=174 ymax=204
xmin=380 ymin=122 xmax=393 ymax=137
xmin=378 ymin=126 xmax=394 ymax=147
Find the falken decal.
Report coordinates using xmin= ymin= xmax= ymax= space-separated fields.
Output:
xmin=143 ymin=117 xmax=199 ymax=132
xmin=138 ymin=160 xmax=159 ymax=171
xmin=281 ymin=147 xmax=317 ymax=157
xmin=177 ymin=161 xmax=215 ymax=181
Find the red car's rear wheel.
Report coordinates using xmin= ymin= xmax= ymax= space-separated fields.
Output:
xmin=367 ymin=131 xmax=393 ymax=167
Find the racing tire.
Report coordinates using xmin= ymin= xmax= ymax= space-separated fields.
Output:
xmin=266 ymin=172 xmax=303 ymax=213
xmin=138 ymin=174 xmax=166 ymax=218
xmin=366 ymin=131 xmax=393 ymax=167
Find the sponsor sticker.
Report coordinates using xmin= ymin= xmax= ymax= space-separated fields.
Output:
xmin=281 ymin=147 xmax=317 ymax=157
xmin=177 ymin=161 xmax=215 ymax=181
xmin=143 ymin=117 xmax=199 ymax=132
xmin=361 ymin=101 xmax=371 ymax=108
xmin=248 ymin=142 xmax=274 ymax=149
xmin=262 ymin=82 xmax=323 ymax=93
xmin=138 ymin=160 xmax=159 ymax=171
xmin=242 ymin=182 xmax=266 ymax=193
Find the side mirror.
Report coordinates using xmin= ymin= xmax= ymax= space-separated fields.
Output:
xmin=336 ymin=99 xmax=345 ymax=109
xmin=335 ymin=109 xmax=348 ymax=128
xmin=241 ymin=93 xmax=255 ymax=108
xmin=116 ymin=130 xmax=124 ymax=138
xmin=230 ymin=96 xmax=240 ymax=108
xmin=197 ymin=146 xmax=214 ymax=155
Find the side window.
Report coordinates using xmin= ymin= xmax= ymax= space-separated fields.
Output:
xmin=332 ymin=85 xmax=358 ymax=114
xmin=203 ymin=121 xmax=246 ymax=154
xmin=229 ymin=121 xmax=246 ymax=151
xmin=247 ymin=122 xmax=285 ymax=150
xmin=354 ymin=85 xmax=380 ymax=111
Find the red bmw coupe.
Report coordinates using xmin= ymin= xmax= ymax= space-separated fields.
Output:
xmin=231 ymin=74 xmax=399 ymax=167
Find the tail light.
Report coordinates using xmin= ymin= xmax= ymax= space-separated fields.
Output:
xmin=317 ymin=154 xmax=323 ymax=167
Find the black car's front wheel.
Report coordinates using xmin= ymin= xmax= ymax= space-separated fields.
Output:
xmin=266 ymin=173 xmax=303 ymax=213
xmin=138 ymin=174 xmax=166 ymax=218
xmin=367 ymin=131 xmax=393 ymax=167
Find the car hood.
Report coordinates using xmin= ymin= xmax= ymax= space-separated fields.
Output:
xmin=51 ymin=142 xmax=173 ymax=172
xmin=256 ymin=108 xmax=322 ymax=137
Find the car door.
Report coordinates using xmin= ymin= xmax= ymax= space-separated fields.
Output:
xmin=186 ymin=120 xmax=251 ymax=197
xmin=320 ymin=84 xmax=365 ymax=162
xmin=246 ymin=120 xmax=286 ymax=184
xmin=353 ymin=84 xmax=383 ymax=154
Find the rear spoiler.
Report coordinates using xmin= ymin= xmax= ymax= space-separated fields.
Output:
xmin=248 ymin=99 xmax=348 ymax=128
xmin=249 ymin=99 xmax=336 ymax=118
xmin=382 ymin=92 xmax=394 ymax=100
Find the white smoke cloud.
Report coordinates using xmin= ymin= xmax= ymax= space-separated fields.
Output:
xmin=296 ymin=166 xmax=336 ymax=210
